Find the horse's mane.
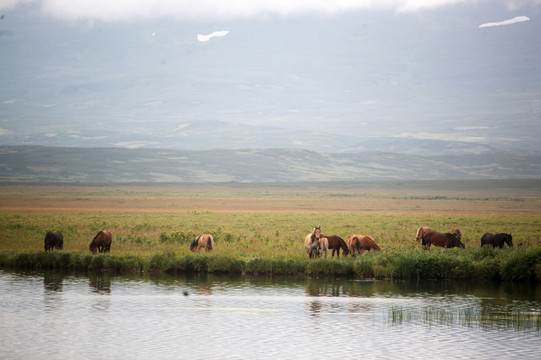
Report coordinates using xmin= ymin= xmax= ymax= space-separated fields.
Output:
xmin=206 ymin=235 xmax=213 ymax=251
xmin=311 ymin=227 xmax=320 ymax=242
xmin=91 ymin=231 xmax=103 ymax=243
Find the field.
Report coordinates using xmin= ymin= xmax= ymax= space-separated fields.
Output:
xmin=1 ymin=180 xmax=541 ymax=280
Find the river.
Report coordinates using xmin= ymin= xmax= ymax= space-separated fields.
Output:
xmin=1 ymin=269 xmax=540 ymax=359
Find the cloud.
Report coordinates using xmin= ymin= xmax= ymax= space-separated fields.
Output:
xmin=1 ymin=0 xmax=539 ymax=21
xmin=479 ymin=15 xmax=530 ymax=28
xmin=197 ymin=30 xmax=230 ymax=42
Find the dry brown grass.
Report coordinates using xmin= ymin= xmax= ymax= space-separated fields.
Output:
xmin=1 ymin=183 xmax=540 ymax=215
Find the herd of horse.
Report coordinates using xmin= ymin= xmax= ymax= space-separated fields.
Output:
xmin=303 ymin=226 xmax=513 ymax=259
xmin=44 ymin=230 xmax=112 ymax=254
xmin=43 ymin=230 xmax=215 ymax=254
xmin=43 ymin=225 xmax=513 ymax=258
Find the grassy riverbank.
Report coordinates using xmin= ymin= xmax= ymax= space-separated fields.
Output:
xmin=1 ymin=247 xmax=541 ymax=281
xmin=1 ymin=182 xmax=540 ymax=281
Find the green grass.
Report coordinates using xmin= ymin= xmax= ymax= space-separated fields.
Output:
xmin=1 ymin=246 xmax=541 ymax=282
xmin=1 ymin=209 xmax=540 ymax=280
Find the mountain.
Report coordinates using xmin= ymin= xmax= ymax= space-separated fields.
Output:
xmin=1 ymin=146 xmax=539 ymax=182
xmin=0 ymin=3 xmax=540 ymax=156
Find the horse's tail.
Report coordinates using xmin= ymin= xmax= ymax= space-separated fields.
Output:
xmin=207 ymin=235 xmax=213 ymax=251
xmin=354 ymin=237 xmax=363 ymax=251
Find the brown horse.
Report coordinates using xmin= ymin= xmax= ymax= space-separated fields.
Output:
xmin=481 ymin=232 xmax=513 ymax=248
xmin=304 ymin=227 xmax=321 ymax=259
xmin=321 ymin=234 xmax=350 ymax=257
xmin=190 ymin=234 xmax=214 ymax=252
xmin=347 ymin=234 xmax=380 ymax=256
xmin=89 ymin=230 xmax=112 ymax=254
xmin=416 ymin=227 xmax=465 ymax=250
xmin=44 ymin=231 xmax=63 ymax=252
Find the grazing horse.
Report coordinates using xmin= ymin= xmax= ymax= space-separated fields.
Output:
xmin=89 ymin=230 xmax=112 ymax=254
xmin=304 ymin=227 xmax=321 ymax=259
xmin=347 ymin=234 xmax=380 ymax=256
xmin=481 ymin=232 xmax=513 ymax=248
xmin=44 ymin=231 xmax=63 ymax=252
xmin=321 ymin=234 xmax=350 ymax=257
xmin=415 ymin=227 xmax=465 ymax=250
xmin=347 ymin=234 xmax=364 ymax=256
xmin=451 ymin=228 xmax=462 ymax=240
xmin=190 ymin=234 xmax=214 ymax=252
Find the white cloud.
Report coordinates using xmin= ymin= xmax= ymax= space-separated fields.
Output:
xmin=1 ymin=0 xmax=539 ymax=21
xmin=479 ymin=15 xmax=530 ymax=28
xmin=197 ymin=30 xmax=230 ymax=42
xmin=0 ymin=128 xmax=11 ymax=136
xmin=394 ymin=132 xmax=519 ymax=143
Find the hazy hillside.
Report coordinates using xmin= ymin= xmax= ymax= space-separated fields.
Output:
xmin=1 ymin=146 xmax=539 ymax=183
xmin=1 ymin=3 xmax=540 ymax=155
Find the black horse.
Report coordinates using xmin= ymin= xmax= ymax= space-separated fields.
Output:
xmin=44 ymin=231 xmax=63 ymax=252
xmin=481 ymin=233 xmax=513 ymax=248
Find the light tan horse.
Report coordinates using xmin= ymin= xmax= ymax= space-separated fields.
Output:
xmin=190 ymin=234 xmax=214 ymax=252
xmin=451 ymin=228 xmax=462 ymax=240
xmin=347 ymin=234 xmax=380 ymax=256
xmin=304 ymin=226 xmax=321 ymax=259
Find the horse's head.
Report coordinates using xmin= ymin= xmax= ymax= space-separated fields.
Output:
xmin=312 ymin=226 xmax=321 ymax=243
xmin=89 ymin=243 xmax=98 ymax=254
xmin=416 ymin=227 xmax=429 ymax=242
xmin=504 ymin=233 xmax=513 ymax=247
xmin=452 ymin=235 xmax=465 ymax=248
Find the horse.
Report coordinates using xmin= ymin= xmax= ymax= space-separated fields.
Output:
xmin=481 ymin=232 xmax=513 ymax=248
xmin=190 ymin=234 xmax=214 ymax=252
xmin=347 ymin=234 xmax=379 ymax=256
xmin=89 ymin=230 xmax=112 ymax=254
xmin=451 ymin=228 xmax=462 ymax=240
xmin=304 ymin=227 xmax=321 ymax=259
xmin=415 ymin=227 xmax=465 ymax=249
xmin=347 ymin=234 xmax=364 ymax=256
xmin=321 ymin=234 xmax=349 ymax=257
xmin=44 ymin=231 xmax=63 ymax=252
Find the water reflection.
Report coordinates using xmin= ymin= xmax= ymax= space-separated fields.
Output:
xmin=43 ymin=271 xmax=64 ymax=293
xmin=2 ymin=269 xmax=541 ymax=359
xmin=88 ymin=272 xmax=111 ymax=294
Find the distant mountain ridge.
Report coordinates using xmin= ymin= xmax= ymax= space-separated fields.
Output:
xmin=1 ymin=146 xmax=539 ymax=183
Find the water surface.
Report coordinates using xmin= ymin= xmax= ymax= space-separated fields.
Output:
xmin=1 ymin=270 xmax=540 ymax=359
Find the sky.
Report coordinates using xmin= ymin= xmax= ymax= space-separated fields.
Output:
xmin=1 ymin=0 xmax=540 ymax=154
xmin=2 ymin=0 xmax=540 ymax=20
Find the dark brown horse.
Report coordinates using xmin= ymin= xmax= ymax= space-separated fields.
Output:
xmin=89 ymin=230 xmax=112 ymax=254
xmin=416 ymin=227 xmax=465 ymax=250
xmin=190 ymin=234 xmax=214 ymax=252
xmin=347 ymin=234 xmax=380 ymax=256
xmin=44 ymin=231 xmax=63 ymax=252
xmin=321 ymin=234 xmax=349 ymax=257
xmin=481 ymin=232 xmax=513 ymax=248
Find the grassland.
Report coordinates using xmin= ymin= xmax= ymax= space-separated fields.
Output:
xmin=1 ymin=181 xmax=540 ymax=281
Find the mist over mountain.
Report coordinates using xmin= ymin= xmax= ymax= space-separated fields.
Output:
xmin=1 ymin=2 xmax=540 ymax=159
